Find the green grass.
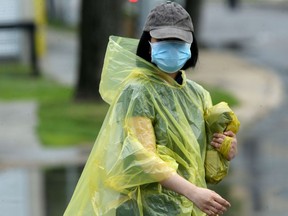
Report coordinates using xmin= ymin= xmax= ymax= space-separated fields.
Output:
xmin=0 ymin=64 xmax=108 ymax=147
xmin=0 ymin=63 xmax=238 ymax=147
xmin=0 ymin=64 xmax=72 ymax=102
xmin=207 ymin=86 xmax=239 ymax=107
xmin=38 ymin=101 xmax=108 ymax=146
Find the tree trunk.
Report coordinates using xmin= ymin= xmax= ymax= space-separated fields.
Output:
xmin=185 ymin=0 xmax=203 ymax=38
xmin=75 ymin=0 xmax=124 ymax=101
xmin=227 ymin=0 xmax=240 ymax=9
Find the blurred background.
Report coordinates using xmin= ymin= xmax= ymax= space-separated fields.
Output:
xmin=0 ymin=0 xmax=288 ymax=215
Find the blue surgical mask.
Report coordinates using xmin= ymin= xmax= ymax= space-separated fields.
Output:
xmin=150 ymin=40 xmax=191 ymax=73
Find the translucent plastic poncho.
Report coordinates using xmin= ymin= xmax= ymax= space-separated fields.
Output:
xmin=64 ymin=36 xmax=236 ymax=216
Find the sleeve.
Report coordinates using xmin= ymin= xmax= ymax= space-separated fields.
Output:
xmin=105 ymin=83 xmax=177 ymax=193
xmin=117 ymin=83 xmax=155 ymax=119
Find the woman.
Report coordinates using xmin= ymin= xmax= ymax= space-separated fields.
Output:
xmin=64 ymin=2 xmax=238 ymax=216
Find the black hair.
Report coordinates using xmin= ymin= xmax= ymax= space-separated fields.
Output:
xmin=136 ymin=31 xmax=199 ymax=69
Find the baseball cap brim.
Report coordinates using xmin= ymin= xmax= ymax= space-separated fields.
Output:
xmin=150 ymin=27 xmax=193 ymax=44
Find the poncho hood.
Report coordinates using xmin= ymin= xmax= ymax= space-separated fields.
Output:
xmin=99 ymin=36 xmax=187 ymax=104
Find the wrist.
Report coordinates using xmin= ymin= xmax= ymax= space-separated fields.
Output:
xmin=183 ymin=182 xmax=198 ymax=202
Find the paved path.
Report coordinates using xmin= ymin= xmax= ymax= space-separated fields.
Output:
xmin=0 ymin=102 xmax=38 ymax=150
xmin=0 ymin=102 xmax=89 ymax=216
xmin=0 ymin=102 xmax=89 ymax=169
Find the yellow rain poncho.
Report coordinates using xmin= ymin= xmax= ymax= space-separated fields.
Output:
xmin=64 ymin=36 xmax=238 ymax=216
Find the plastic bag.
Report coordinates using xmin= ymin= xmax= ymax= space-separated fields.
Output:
xmin=204 ymin=102 xmax=240 ymax=184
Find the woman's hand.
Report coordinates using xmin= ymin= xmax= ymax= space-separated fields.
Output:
xmin=161 ymin=174 xmax=231 ymax=215
xmin=186 ymin=186 xmax=231 ymax=215
xmin=211 ymin=131 xmax=238 ymax=161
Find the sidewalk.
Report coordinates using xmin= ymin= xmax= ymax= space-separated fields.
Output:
xmin=0 ymin=101 xmax=90 ymax=169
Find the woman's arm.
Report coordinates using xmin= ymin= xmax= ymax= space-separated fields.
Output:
xmin=160 ymin=173 xmax=231 ymax=216
xmin=128 ymin=116 xmax=231 ymax=215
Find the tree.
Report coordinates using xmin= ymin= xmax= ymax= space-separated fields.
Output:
xmin=227 ymin=0 xmax=240 ymax=9
xmin=75 ymin=0 xmax=124 ymax=101
xmin=185 ymin=0 xmax=203 ymax=38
